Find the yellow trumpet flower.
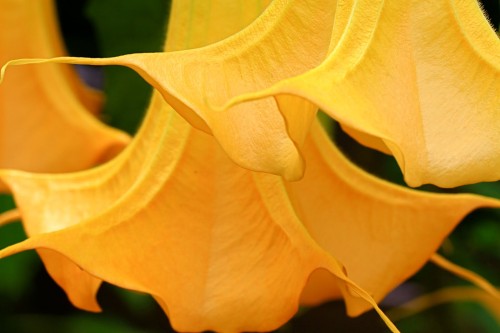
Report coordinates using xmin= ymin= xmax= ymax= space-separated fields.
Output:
xmin=0 ymin=1 xmax=498 ymax=332
xmin=6 ymin=0 xmax=498 ymax=188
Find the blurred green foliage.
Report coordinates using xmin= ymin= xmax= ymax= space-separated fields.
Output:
xmin=0 ymin=0 xmax=498 ymax=332
xmin=85 ymin=0 xmax=169 ymax=134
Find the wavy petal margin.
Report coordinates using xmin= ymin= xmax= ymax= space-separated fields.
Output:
xmin=4 ymin=0 xmax=498 ymax=188
xmin=0 ymin=0 xmax=276 ymax=318
xmin=1 ymin=0 xmax=339 ymax=181
xmin=0 ymin=106 xmax=403 ymax=332
xmin=2 ymin=107 xmax=499 ymax=332
xmin=1 ymin=1 xmax=498 ymax=332
xmin=224 ymin=0 xmax=500 ymax=187
xmin=291 ymin=121 xmax=500 ymax=315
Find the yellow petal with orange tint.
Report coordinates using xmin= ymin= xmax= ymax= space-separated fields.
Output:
xmin=2 ymin=0 xmax=338 ymax=180
xmin=2 ymin=109 xmax=497 ymax=331
xmin=10 ymin=0 xmax=499 ymax=188
xmin=226 ymin=0 xmax=500 ymax=188
xmin=289 ymin=121 xmax=500 ymax=316
xmin=0 ymin=2 xmax=401 ymax=330
xmin=1 ymin=1 xmax=497 ymax=331
xmin=0 ymin=103 xmax=400 ymax=333
xmin=2 ymin=106 xmax=499 ymax=331
xmin=0 ymin=0 xmax=129 ymax=305
xmin=0 ymin=0 xmax=129 ymax=192
xmin=0 ymin=0 xmax=274 ymax=315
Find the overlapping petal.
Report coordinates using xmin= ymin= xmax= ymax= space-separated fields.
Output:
xmin=0 ymin=0 xmax=277 ymax=316
xmin=0 ymin=93 xmax=186 ymax=312
xmin=3 ymin=0 xmax=338 ymax=181
xmin=0 ymin=0 xmax=130 ymax=309
xmin=2 ymin=104 xmax=499 ymax=331
xmin=1 ymin=1 xmax=498 ymax=332
xmin=5 ymin=0 xmax=498 ymax=188
xmin=226 ymin=0 xmax=500 ymax=187
xmin=289 ymin=121 xmax=500 ymax=315
xmin=0 ymin=0 xmax=129 ymax=190
xmin=0 ymin=103 xmax=389 ymax=333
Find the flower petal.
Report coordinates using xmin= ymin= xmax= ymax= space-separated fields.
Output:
xmin=5 ymin=0 xmax=499 ymax=187
xmin=0 ymin=3 xmax=398 ymax=329
xmin=0 ymin=104 xmax=391 ymax=332
xmin=0 ymin=0 xmax=276 ymax=316
xmin=227 ymin=0 xmax=500 ymax=187
xmin=0 ymin=0 xmax=129 ymax=190
xmin=2 ymin=96 xmax=497 ymax=331
xmin=291 ymin=120 xmax=500 ymax=315
xmin=0 ymin=0 xmax=130 ymax=306
xmin=0 ymin=86 xmax=189 ymax=310
xmin=2 ymin=1 xmax=496 ymax=332
xmin=3 ymin=0 xmax=338 ymax=180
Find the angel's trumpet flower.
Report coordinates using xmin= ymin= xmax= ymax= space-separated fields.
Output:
xmin=0 ymin=1 xmax=498 ymax=332
xmin=9 ymin=0 xmax=498 ymax=188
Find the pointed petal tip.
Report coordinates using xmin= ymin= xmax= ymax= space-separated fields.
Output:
xmin=0 ymin=57 xmax=74 ymax=83
xmin=0 ymin=56 xmax=127 ymax=85
xmin=79 ymin=300 xmax=102 ymax=313
xmin=66 ymin=287 xmax=102 ymax=313
xmin=0 ymin=238 xmax=35 ymax=260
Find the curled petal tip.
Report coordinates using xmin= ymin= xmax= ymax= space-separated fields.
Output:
xmin=0 ymin=239 xmax=33 ymax=260
xmin=282 ymin=158 xmax=305 ymax=182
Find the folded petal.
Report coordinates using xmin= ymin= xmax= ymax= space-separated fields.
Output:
xmin=0 ymin=95 xmax=166 ymax=310
xmin=0 ymin=0 xmax=130 ymax=305
xmin=0 ymin=0 xmax=274 ymax=316
xmin=1 ymin=1 xmax=497 ymax=332
xmin=0 ymin=0 xmax=129 ymax=191
xmin=0 ymin=2 xmax=397 ymax=331
xmin=4 ymin=0 xmax=339 ymax=180
xmin=0 ymin=103 xmax=404 ymax=332
xmin=3 ymin=107 xmax=496 ymax=331
xmin=5 ymin=0 xmax=499 ymax=187
xmin=227 ymin=0 xmax=500 ymax=187
xmin=292 ymin=121 xmax=500 ymax=315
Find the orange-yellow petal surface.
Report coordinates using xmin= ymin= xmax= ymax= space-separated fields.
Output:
xmin=0 ymin=0 xmax=130 ymax=306
xmin=289 ymin=121 xmax=500 ymax=315
xmin=0 ymin=0 xmax=129 ymax=191
xmin=1 ymin=1 xmax=498 ymax=332
xmin=228 ymin=0 xmax=500 ymax=188
xmin=0 ymin=107 xmax=401 ymax=332
xmin=3 ymin=109 xmax=497 ymax=331
xmin=0 ymin=1 xmax=396 ymax=331
xmin=16 ymin=0 xmax=499 ymax=188
xmin=6 ymin=0 xmax=339 ymax=180
xmin=0 ymin=0 xmax=274 ymax=318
